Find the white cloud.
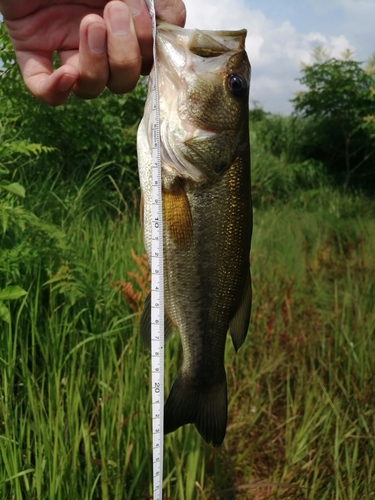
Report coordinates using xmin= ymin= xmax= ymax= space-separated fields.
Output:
xmin=308 ymin=0 xmax=375 ymax=54
xmin=184 ymin=0 xmax=354 ymax=114
xmin=309 ymin=0 xmax=375 ymax=13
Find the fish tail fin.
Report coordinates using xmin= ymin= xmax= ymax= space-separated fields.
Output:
xmin=164 ymin=372 xmax=227 ymax=447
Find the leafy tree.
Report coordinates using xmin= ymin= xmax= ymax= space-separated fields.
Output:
xmin=0 ymin=23 xmax=146 ymax=202
xmin=0 ymin=22 xmax=16 ymax=70
xmin=1 ymin=21 xmax=148 ymax=312
xmin=292 ymin=55 xmax=375 ymax=191
xmin=252 ymin=113 xmax=308 ymax=163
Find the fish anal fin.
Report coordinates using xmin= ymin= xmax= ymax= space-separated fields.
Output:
xmin=229 ymin=270 xmax=252 ymax=352
xmin=163 ymin=178 xmax=193 ymax=251
xmin=140 ymin=293 xmax=175 ymax=351
xmin=164 ymin=372 xmax=227 ymax=448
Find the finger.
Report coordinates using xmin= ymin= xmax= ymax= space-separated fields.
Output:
xmin=123 ymin=0 xmax=153 ymax=75
xmin=155 ymin=0 xmax=186 ymax=26
xmin=104 ymin=1 xmax=142 ymax=94
xmin=16 ymin=51 xmax=78 ymax=105
xmin=72 ymin=14 xmax=109 ymax=99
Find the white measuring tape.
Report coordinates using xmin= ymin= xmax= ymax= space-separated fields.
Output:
xmin=144 ymin=1 xmax=165 ymax=499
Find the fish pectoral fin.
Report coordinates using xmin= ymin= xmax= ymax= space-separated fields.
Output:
xmin=164 ymin=372 xmax=227 ymax=448
xmin=163 ymin=177 xmax=193 ymax=251
xmin=229 ymin=270 xmax=252 ymax=352
xmin=139 ymin=293 xmax=175 ymax=352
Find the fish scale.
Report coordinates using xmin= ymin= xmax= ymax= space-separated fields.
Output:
xmin=138 ymin=22 xmax=252 ymax=448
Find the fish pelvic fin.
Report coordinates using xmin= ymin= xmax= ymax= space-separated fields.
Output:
xmin=164 ymin=372 xmax=227 ymax=448
xmin=140 ymin=293 xmax=175 ymax=351
xmin=229 ymin=269 xmax=252 ymax=352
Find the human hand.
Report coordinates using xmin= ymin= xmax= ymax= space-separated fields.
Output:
xmin=0 ymin=0 xmax=186 ymax=105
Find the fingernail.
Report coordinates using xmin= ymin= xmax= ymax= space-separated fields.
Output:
xmin=109 ymin=6 xmax=131 ymax=36
xmin=88 ymin=23 xmax=106 ymax=54
xmin=126 ymin=0 xmax=142 ymax=16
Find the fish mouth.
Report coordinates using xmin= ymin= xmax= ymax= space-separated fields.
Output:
xmin=156 ymin=22 xmax=247 ymax=53
xmin=152 ymin=23 xmax=249 ymax=182
xmin=156 ymin=23 xmax=247 ymax=90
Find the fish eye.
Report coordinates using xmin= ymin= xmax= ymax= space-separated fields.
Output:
xmin=227 ymin=74 xmax=247 ymax=97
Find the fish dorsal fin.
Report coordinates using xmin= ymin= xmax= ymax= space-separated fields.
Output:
xmin=163 ymin=177 xmax=193 ymax=251
xmin=188 ymin=30 xmax=230 ymax=57
xmin=229 ymin=270 xmax=252 ymax=352
xmin=140 ymin=293 xmax=175 ymax=352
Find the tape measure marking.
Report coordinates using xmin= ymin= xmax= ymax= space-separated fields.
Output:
xmin=145 ymin=1 xmax=165 ymax=499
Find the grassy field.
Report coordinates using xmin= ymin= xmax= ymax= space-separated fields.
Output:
xmin=1 ymin=157 xmax=375 ymax=499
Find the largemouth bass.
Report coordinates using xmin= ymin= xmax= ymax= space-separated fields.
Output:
xmin=137 ymin=22 xmax=252 ymax=447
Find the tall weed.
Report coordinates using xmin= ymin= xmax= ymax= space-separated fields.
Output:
xmin=0 ymin=133 xmax=374 ymax=498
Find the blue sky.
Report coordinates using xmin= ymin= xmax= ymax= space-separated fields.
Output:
xmin=185 ymin=0 xmax=375 ymax=114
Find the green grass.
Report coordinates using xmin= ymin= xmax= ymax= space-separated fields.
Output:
xmin=1 ymin=163 xmax=375 ymax=499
